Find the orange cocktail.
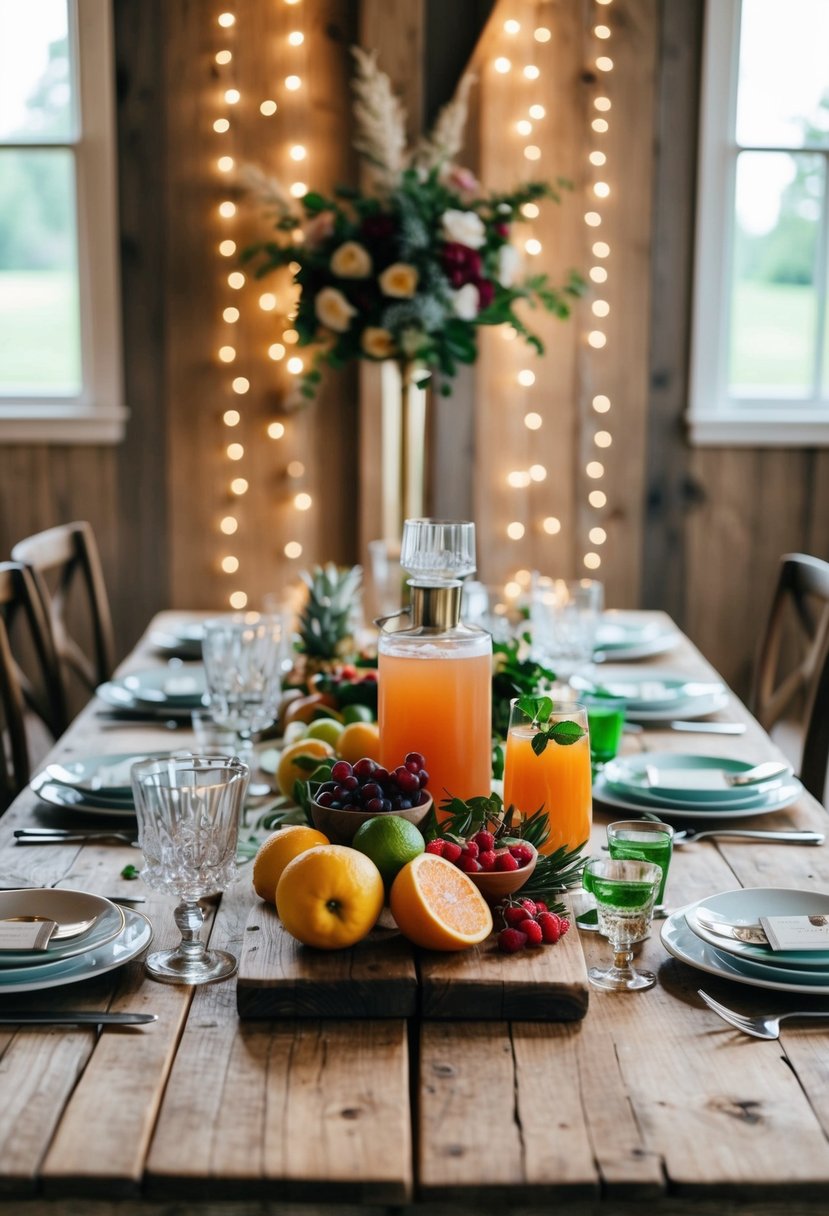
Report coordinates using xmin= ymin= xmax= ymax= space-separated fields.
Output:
xmin=503 ymin=702 xmax=592 ymax=854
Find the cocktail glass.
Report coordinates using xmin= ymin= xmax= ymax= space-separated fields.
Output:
xmin=584 ymin=694 xmax=626 ymax=773
xmin=131 ymin=754 xmax=249 ymax=984
xmin=607 ymin=819 xmax=674 ymax=905
xmin=201 ymin=613 xmax=283 ymax=767
xmin=503 ymin=699 xmax=592 ymax=855
xmin=529 ymin=575 xmax=604 ymax=682
xmin=583 ymin=857 xmax=661 ymax=991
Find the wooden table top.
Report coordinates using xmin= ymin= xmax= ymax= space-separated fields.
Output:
xmin=1 ymin=611 xmax=829 ymax=1216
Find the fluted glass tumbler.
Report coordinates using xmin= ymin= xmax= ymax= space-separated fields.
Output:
xmin=131 ymin=755 xmax=249 ymax=985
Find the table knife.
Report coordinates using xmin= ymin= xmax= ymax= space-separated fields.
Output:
xmin=669 ymin=720 xmax=747 ymax=734
xmin=0 ymin=1011 xmax=157 ymax=1025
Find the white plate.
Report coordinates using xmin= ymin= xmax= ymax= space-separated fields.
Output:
xmin=603 ymin=752 xmax=789 ymax=804
xmin=121 ymin=667 xmax=206 ymax=706
xmin=626 ymin=692 xmax=731 ymax=724
xmin=95 ymin=682 xmax=194 ymax=720
xmin=42 ymin=752 xmax=166 ymax=797
xmin=662 ymin=905 xmax=829 ymax=994
xmin=0 ymin=908 xmax=152 ymax=994
xmin=573 ymin=670 xmax=724 ymax=710
xmin=686 ymin=888 xmax=829 ymax=969
xmin=594 ymin=616 xmax=680 ymax=661
xmin=30 ymin=779 xmax=136 ymax=819
xmin=0 ymin=891 xmax=125 ymax=967
xmin=592 ymin=772 xmax=803 ymax=819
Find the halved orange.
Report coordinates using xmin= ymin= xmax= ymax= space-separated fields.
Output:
xmin=389 ymin=854 xmax=493 ymax=951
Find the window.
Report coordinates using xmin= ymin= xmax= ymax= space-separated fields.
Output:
xmin=688 ymin=0 xmax=829 ymax=445
xmin=0 ymin=0 xmax=124 ymax=442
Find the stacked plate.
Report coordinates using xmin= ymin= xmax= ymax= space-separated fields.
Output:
xmin=662 ymin=887 xmax=829 ymax=995
xmin=594 ymin=752 xmax=803 ymax=820
xmin=594 ymin=613 xmax=680 ymax=662
xmin=0 ymin=888 xmax=152 ymax=994
xmin=96 ymin=666 xmax=207 ymax=720
xmin=148 ymin=621 xmax=204 ymax=659
xmin=29 ymin=752 xmax=163 ymax=817
xmin=573 ymin=669 xmax=729 ymax=723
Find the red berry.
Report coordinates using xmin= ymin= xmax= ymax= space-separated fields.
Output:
xmin=535 ymin=901 xmax=548 ymax=914
xmin=559 ymin=917 xmax=571 ymax=936
xmin=537 ymin=912 xmax=562 ymax=943
xmin=503 ymin=906 xmax=527 ymax=929
xmin=462 ymin=840 xmax=479 ymax=859
xmin=340 ymin=665 xmax=358 ymax=679
xmin=425 ymin=839 xmax=446 ymax=856
xmin=518 ymin=897 xmax=538 ymax=918
xmin=478 ymin=849 xmax=497 ymax=872
xmin=495 ymin=852 xmax=519 ymax=872
xmin=498 ymin=928 xmax=528 ymax=954
xmin=360 ymin=670 xmax=378 ymax=682
xmin=519 ymin=918 xmax=543 ymax=946
xmin=442 ymin=841 xmax=462 ymax=864
xmin=473 ymin=830 xmax=496 ymax=853
xmin=509 ymin=843 xmax=535 ymax=867
xmin=331 ymin=760 xmax=353 ymax=783
xmin=459 ymin=856 xmax=482 ymax=874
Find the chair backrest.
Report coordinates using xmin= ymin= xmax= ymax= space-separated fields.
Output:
xmin=801 ymin=637 xmax=829 ymax=804
xmin=11 ymin=522 xmax=115 ymax=700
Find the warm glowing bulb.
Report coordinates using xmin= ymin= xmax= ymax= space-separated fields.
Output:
xmin=230 ymin=477 xmax=248 ymax=495
xmin=534 ymin=27 xmax=551 ymax=42
xmin=283 ymin=328 xmax=299 ymax=344
xmin=229 ymin=590 xmax=248 ymax=609
xmin=593 ymin=241 xmax=610 ymax=257
xmin=585 ymin=212 xmax=602 ymax=227
xmin=595 ymin=430 xmax=612 ymax=447
xmin=227 ymin=271 xmax=245 ymax=289
xmin=232 ymin=377 xmax=249 ymax=394
xmin=590 ymin=266 xmax=608 ymax=283
xmin=213 ymin=118 xmax=230 ymax=133
xmin=220 ymin=516 xmax=238 ymax=535
xmin=516 ymin=120 xmax=532 ymax=136
xmin=288 ymin=30 xmax=304 ymax=45
xmin=290 ymin=181 xmax=307 ymax=198
xmin=219 ymin=239 xmax=236 ymax=256
xmin=521 ymin=202 xmax=540 ymax=219
xmin=596 ymin=56 xmax=614 ymax=71
xmin=589 ymin=490 xmax=607 ymax=508
xmin=523 ymin=65 xmax=540 ymax=80
xmin=223 ymin=306 xmax=239 ymax=323
xmin=494 ymin=57 xmax=511 ymax=73
xmin=592 ymin=118 xmax=609 ymax=133
xmin=218 ymin=201 xmax=236 ymax=219
xmin=524 ymin=144 xmax=541 ymax=161
xmin=223 ymin=409 xmax=240 ymax=426
xmin=592 ymin=299 xmax=610 ymax=317
xmin=588 ymin=330 xmax=607 ymax=348
xmin=594 ymin=181 xmax=610 ymax=198
xmin=290 ymin=144 xmax=306 ymax=161
xmin=224 ymin=88 xmax=240 ymax=104
xmin=268 ymin=343 xmax=286 ymax=361
xmin=260 ymin=100 xmax=277 ymax=116
xmin=517 ymin=369 xmax=536 ymax=387
xmin=507 ymin=470 xmax=530 ymax=488
xmin=524 ymin=238 xmax=542 ymax=256
xmin=586 ymin=461 xmax=605 ymax=479
xmin=543 ymin=516 xmax=561 ymax=535
xmin=589 ymin=527 xmax=607 ymax=545
xmin=218 ymin=345 xmax=236 ymax=363
xmin=584 ymin=553 xmax=602 ymax=570
xmin=294 ymin=492 xmax=312 ymax=510
xmin=217 ymin=156 xmax=234 ymax=172
xmin=221 ymin=555 xmax=239 ymax=573
xmin=217 ymin=12 xmax=235 ymax=28
xmin=594 ymin=97 xmax=611 ymax=112
xmin=287 ymin=460 xmax=305 ymax=478
xmin=287 ymin=356 xmax=303 ymax=374
xmin=285 ymin=75 xmax=301 ymax=90
xmin=227 ymin=442 xmax=244 ymax=460
xmin=504 ymin=18 xmax=520 ymax=33
xmin=524 ymin=412 xmax=542 ymax=430
xmin=529 ymin=464 xmax=547 ymax=481
xmin=593 ymin=394 xmax=611 ymax=412
xmin=529 ymin=104 xmax=546 ymax=119
xmin=215 ymin=50 xmax=232 ymax=65
xmin=507 ymin=522 xmax=525 ymax=540
xmin=259 ymin=292 xmax=277 ymax=311
xmin=267 ymin=421 xmax=285 ymax=439
xmin=504 ymin=581 xmax=521 ymax=599
xmin=284 ymin=541 xmax=303 ymax=559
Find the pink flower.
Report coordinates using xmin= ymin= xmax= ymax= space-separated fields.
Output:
xmin=443 ymin=164 xmax=480 ymax=199
xmin=304 ymin=210 xmax=335 ymax=248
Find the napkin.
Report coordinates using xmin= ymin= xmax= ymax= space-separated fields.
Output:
xmin=0 ymin=919 xmax=57 ymax=951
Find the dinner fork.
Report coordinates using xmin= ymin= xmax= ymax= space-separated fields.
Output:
xmin=698 ymin=989 xmax=829 ymax=1039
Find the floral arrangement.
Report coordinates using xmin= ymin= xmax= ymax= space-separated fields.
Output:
xmin=244 ymin=48 xmax=583 ymax=399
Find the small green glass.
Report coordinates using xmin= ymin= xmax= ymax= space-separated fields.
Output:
xmin=584 ymin=694 xmax=626 ymax=771
xmin=583 ymin=857 xmax=661 ymax=991
xmin=607 ymin=819 xmax=674 ymax=905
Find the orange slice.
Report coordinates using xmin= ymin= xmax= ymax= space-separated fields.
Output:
xmin=389 ymin=853 xmax=493 ymax=951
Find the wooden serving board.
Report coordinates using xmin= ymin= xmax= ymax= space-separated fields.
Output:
xmin=236 ymin=899 xmax=590 ymax=1022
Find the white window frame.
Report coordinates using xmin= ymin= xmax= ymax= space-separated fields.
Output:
xmin=0 ymin=0 xmax=126 ymax=443
xmin=688 ymin=0 xmax=829 ymax=446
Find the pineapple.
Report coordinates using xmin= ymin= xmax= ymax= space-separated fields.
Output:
xmin=297 ymin=563 xmax=362 ymax=671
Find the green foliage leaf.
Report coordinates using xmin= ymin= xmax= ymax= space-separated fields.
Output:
xmin=547 ymin=720 xmax=586 ymax=746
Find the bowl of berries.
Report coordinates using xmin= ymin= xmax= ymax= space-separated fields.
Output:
xmin=425 ymin=831 xmax=538 ymax=903
xmin=309 ymin=752 xmax=432 ymax=845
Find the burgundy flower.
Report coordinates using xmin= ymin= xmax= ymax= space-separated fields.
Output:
xmin=494 ymin=223 xmax=510 ymax=239
xmin=441 ymin=241 xmax=482 ymax=284
xmin=361 ymin=213 xmax=396 ymax=242
xmin=476 ymin=278 xmax=494 ymax=310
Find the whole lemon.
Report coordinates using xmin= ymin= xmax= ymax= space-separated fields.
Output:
xmin=276 ymin=844 xmax=384 ymax=949
xmin=276 ymin=737 xmax=335 ymax=799
xmin=252 ymin=824 xmax=330 ymax=905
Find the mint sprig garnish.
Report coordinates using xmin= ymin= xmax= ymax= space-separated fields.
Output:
xmin=516 ymin=694 xmax=586 ymax=754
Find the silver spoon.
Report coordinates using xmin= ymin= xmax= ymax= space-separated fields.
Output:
xmin=725 ymin=760 xmax=791 ymax=786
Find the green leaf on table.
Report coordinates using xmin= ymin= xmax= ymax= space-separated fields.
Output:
xmin=120 ymin=864 xmax=140 ymax=881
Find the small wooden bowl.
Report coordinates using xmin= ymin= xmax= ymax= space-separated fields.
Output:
xmin=467 ymin=844 xmax=538 ymax=904
xmin=310 ymin=794 xmax=433 ymax=846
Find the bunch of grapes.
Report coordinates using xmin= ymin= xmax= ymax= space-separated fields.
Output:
xmin=314 ymin=752 xmax=430 ymax=813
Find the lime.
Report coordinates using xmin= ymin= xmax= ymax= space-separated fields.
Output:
xmin=306 ymin=717 xmax=345 ymax=748
xmin=342 ymin=703 xmax=375 ymax=725
xmin=352 ymin=815 xmax=425 ymax=889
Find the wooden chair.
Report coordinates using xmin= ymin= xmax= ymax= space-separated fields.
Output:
xmin=11 ymin=522 xmax=116 ymax=705
xmin=750 ymin=552 xmax=829 ymax=802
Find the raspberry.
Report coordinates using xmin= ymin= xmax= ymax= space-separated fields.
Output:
xmin=494 ymin=852 xmax=519 ymax=872
xmin=518 ymin=897 xmax=538 ymax=918
xmin=498 ymin=928 xmax=528 ymax=954
xmin=462 ymin=840 xmax=479 ymax=859
xmin=509 ymin=843 xmax=536 ymax=867
xmin=442 ymin=841 xmax=463 ymax=864
xmin=425 ymin=839 xmax=446 ymax=856
xmin=478 ymin=849 xmax=497 ymax=872
xmin=472 ymin=830 xmax=496 ymax=853
xmin=559 ymin=917 xmax=571 ymax=936
xmin=459 ymin=856 xmax=482 ymax=874
xmin=518 ymin=918 xmax=543 ymax=946
xmin=502 ymin=905 xmax=528 ymax=929
xmin=537 ymin=912 xmax=561 ymax=943
xmin=535 ymin=901 xmax=548 ymax=914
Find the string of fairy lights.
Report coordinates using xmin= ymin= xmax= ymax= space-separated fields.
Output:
xmin=212 ymin=2 xmax=310 ymax=610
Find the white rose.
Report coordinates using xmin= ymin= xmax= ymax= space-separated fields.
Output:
xmin=451 ymin=283 xmax=480 ymax=321
xmin=315 ymin=286 xmax=357 ymax=333
xmin=379 ymin=262 xmax=419 ymax=298
xmin=497 ymin=243 xmax=521 ymax=288
xmin=330 ymin=241 xmax=373 ymax=278
xmin=441 ymin=208 xmax=486 ymax=249
xmin=361 ymin=327 xmax=396 ymax=359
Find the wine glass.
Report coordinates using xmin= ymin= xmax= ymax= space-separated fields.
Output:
xmin=529 ymin=575 xmax=604 ymax=684
xmin=131 ymin=754 xmax=249 ymax=984
xmin=583 ymin=857 xmax=661 ymax=991
xmin=201 ymin=613 xmax=283 ymax=774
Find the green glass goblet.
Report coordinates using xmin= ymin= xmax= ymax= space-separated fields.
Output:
xmin=583 ymin=857 xmax=661 ymax=991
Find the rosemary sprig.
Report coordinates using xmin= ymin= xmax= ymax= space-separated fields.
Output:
xmin=516 ymin=694 xmax=586 ymax=754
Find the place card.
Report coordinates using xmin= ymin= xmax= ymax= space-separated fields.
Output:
xmin=759 ymin=914 xmax=829 ymax=952
xmin=0 ymin=919 xmax=57 ymax=951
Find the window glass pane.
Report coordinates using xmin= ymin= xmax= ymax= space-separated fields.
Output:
xmin=0 ymin=0 xmax=73 ymax=141
xmin=736 ymin=0 xmax=829 ymax=148
xmin=729 ymin=151 xmax=822 ymax=397
xmin=0 ymin=149 xmax=81 ymax=395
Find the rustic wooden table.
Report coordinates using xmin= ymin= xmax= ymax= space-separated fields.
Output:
xmin=1 ymin=612 xmax=828 ymax=1216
